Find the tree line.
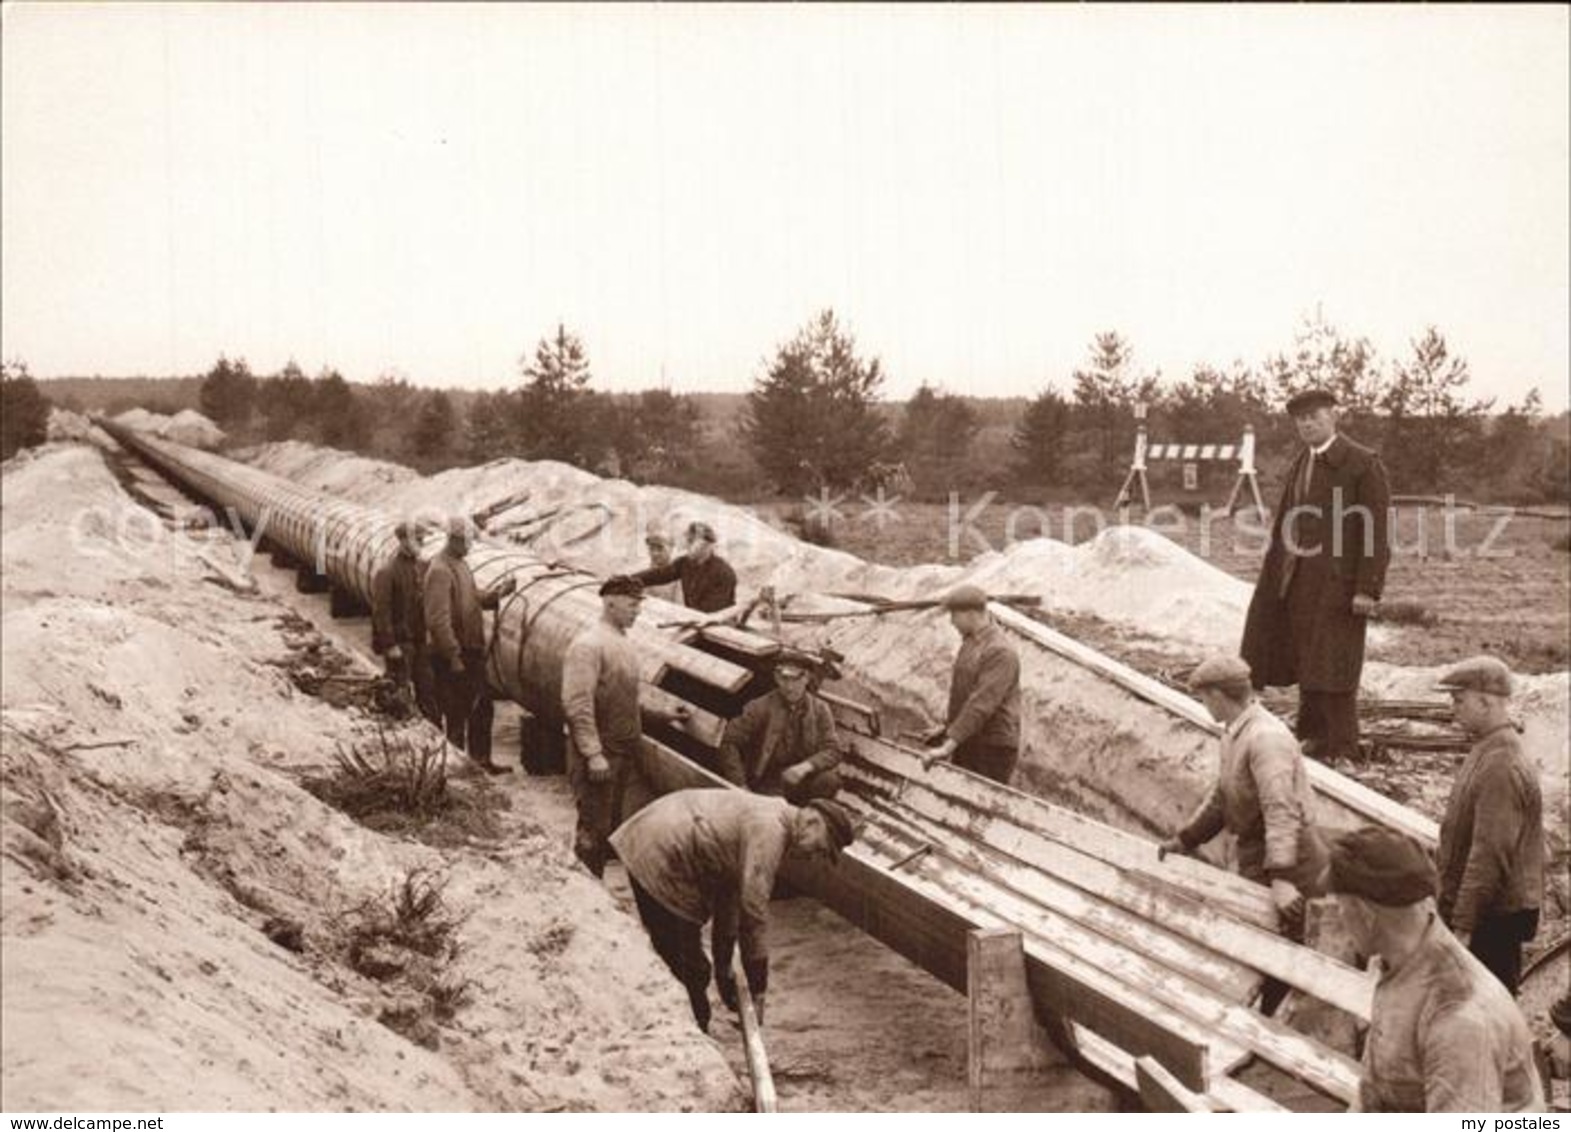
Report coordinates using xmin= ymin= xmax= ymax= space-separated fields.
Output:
xmin=11 ymin=309 xmax=1568 ymax=505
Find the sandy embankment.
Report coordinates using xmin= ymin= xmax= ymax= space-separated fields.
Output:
xmin=1 ymin=442 xmax=745 ymax=1112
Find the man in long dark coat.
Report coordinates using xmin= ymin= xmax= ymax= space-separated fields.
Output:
xmin=1240 ymin=389 xmax=1390 ymax=763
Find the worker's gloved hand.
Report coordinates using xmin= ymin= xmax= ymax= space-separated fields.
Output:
xmin=779 ymin=763 xmax=809 ymax=789
xmin=1156 ymin=836 xmax=1187 ymax=862
xmin=742 ymin=955 xmax=769 ymax=998
xmin=715 ymin=967 xmax=740 ymax=1013
xmin=494 ymin=576 xmax=518 ymax=598
xmin=1271 ymin=879 xmax=1305 ymax=921
xmin=920 ymin=724 xmax=948 ymax=747
xmin=1350 ymin=593 xmax=1378 ymax=617
xmin=586 ymin=753 xmax=611 ymax=783
xmin=386 ymin=644 xmax=403 ymax=662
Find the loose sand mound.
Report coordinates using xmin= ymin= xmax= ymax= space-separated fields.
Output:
xmin=111 ymin=407 xmax=225 ymax=450
xmin=1 ymin=445 xmax=743 ymax=1111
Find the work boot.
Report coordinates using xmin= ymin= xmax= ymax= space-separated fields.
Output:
xmin=687 ymin=983 xmax=712 ymax=1033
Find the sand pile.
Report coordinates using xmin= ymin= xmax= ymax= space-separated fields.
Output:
xmin=1 ymin=445 xmax=743 ymax=1111
xmin=111 ymin=407 xmax=226 ymax=451
xmin=45 ymin=407 xmax=112 ymax=447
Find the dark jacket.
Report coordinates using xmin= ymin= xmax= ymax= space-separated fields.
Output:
xmin=1437 ymin=724 xmax=1544 ymax=934
xmin=635 ymin=553 xmax=737 ymax=613
xmin=370 ymin=551 xmax=427 ymax=655
xmin=717 ymin=691 xmax=841 ymax=794
xmin=946 ymin=621 xmax=1021 ymax=751
xmin=423 ymin=550 xmax=500 ymax=661
xmin=1241 ymin=432 xmax=1391 ymax=692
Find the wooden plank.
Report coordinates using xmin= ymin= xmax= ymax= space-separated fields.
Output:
xmin=818 ymin=689 xmax=882 ymax=737
xmin=1137 ymin=1056 xmax=1215 ymax=1113
xmin=865 ymin=797 xmax=1262 ymax=1004
xmin=968 ymin=928 xmax=1057 ymax=1111
xmin=855 ymin=817 xmax=1360 ymax=1103
xmin=632 ymin=629 xmax=754 ymax=694
xmin=856 ymin=767 xmax=1375 ymax=1020
xmin=697 ymin=623 xmax=782 ymax=657
xmin=640 ymin=684 xmax=726 ymax=749
xmin=1070 ymin=1028 xmax=1285 ymax=1114
xmin=853 ymin=819 xmax=1216 ymax=1091
xmin=848 ymin=738 xmax=1278 ymax=928
xmin=987 ymin=602 xmax=1439 ymax=849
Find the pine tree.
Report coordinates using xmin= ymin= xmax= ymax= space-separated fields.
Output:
xmin=518 ymin=323 xmax=593 ymax=464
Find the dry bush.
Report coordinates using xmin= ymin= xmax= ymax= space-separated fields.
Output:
xmin=306 ymin=727 xmax=448 ymax=821
xmin=346 ymin=868 xmax=464 ymax=976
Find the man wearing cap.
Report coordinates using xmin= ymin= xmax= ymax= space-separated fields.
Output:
xmin=632 ymin=520 xmax=737 ymax=614
xmin=370 ymin=520 xmax=438 ymax=724
xmin=1434 ymin=656 xmax=1543 ymax=994
xmin=609 ymin=787 xmax=855 ymax=1032
xmin=1159 ymin=656 xmax=1328 ymax=932
xmin=640 ymin=528 xmax=682 ymax=604
xmin=562 ymin=575 xmax=654 ymax=877
xmin=717 ymin=654 xmax=843 ymax=803
xmin=1240 ymin=389 xmax=1391 ymax=763
xmin=423 ymin=516 xmax=517 ymax=772
xmin=1326 ymin=826 xmax=1543 ymax=1112
xmin=921 ymin=585 xmax=1023 ymax=785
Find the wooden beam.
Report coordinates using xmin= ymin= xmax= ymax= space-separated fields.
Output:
xmin=696 ymin=623 xmax=782 ymax=657
xmin=986 ymin=602 xmax=1438 ymax=849
xmin=848 ymin=738 xmax=1278 ymax=928
xmin=1071 ymin=1028 xmax=1284 ymax=1114
xmin=968 ymin=928 xmax=1059 ymax=1111
xmin=632 ymin=630 xmax=754 ymax=694
xmin=640 ymin=685 xmax=726 ymax=750
xmin=851 ymin=766 xmax=1375 ymax=1020
xmin=1137 ymin=1056 xmax=1216 ymax=1112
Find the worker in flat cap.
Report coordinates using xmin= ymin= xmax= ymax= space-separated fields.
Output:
xmin=717 ymin=651 xmax=844 ymax=803
xmin=920 ymin=584 xmax=1022 ymax=785
xmin=610 ymin=787 xmax=856 ymax=1032
xmin=1432 ymin=656 xmax=1543 ymax=994
xmin=1159 ymin=656 xmax=1328 ymax=934
xmin=632 ymin=519 xmax=738 ymax=613
xmin=562 ymin=574 xmax=691 ymax=877
xmin=422 ymin=515 xmax=517 ymax=772
xmin=640 ymin=526 xmax=682 ymax=604
xmin=1240 ymin=387 xmax=1391 ymax=765
xmin=1327 ymin=826 xmax=1544 ymax=1113
xmin=370 ymin=520 xmax=439 ymax=724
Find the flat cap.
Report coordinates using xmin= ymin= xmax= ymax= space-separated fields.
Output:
xmin=446 ymin=515 xmax=474 ymax=538
xmin=942 ymin=584 xmax=989 ymax=611
xmin=804 ymin=798 xmax=856 ymax=853
xmin=599 ymin=574 xmax=645 ymax=598
xmin=1188 ymin=655 xmax=1253 ymax=691
xmin=1327 ymin=826 xmax=1437 ymax=907
xmin=686 ymin=520 xmax=718 ymax=543
xmin=1286 ymin=388 xmax=1338 ymax=416
xmin=773 ymin=650 xmax=814 ymax=678
xmin=1436 ymin=655 xmax=1514 ymax=697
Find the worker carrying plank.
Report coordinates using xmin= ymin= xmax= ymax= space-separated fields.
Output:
xmin=1159 ymin=655 xmax=1328 ymax=935
xmin=609 ymin=788 xmax=855 ymax=1032
xmin=919 ymin=584 xmax=1022 ymax=785
xmin=631 ymin=520 xmax=738 ymax=613
xmin=716 ymin=651 xmax=844 ymax=803
xmin=1433 ymin=656 xmax=1543 ymax=995
xmin=1328 ymin=826 xmax=1544 ymax=1113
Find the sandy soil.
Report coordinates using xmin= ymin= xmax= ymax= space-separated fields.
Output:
xmin=1 ymin=442 xmax=743 ymax=1112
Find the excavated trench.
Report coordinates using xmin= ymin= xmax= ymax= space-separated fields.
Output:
xmin=95 ymin=441 xmax=1114 ymax=1112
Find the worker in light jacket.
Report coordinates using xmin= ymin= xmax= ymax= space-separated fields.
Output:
xmin=920 ymin=584 xmax=1021 ymax=785
xmin=1159 ymin=656 xmax=1329 ymax=936
xmin=609 ymin=788 xmax=854 ymax=1032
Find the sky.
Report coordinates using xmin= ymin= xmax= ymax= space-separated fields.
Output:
xmin=2 ymin=3 xmax=1567 ymax=407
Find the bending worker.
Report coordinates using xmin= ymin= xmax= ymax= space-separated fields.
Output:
xmin=1434 ymin=656 xmax=1543 ymax=994
xmin=1328 ymin=826 xmax=1543 ymax=1113
xmin=609 ymin=787 xmax=855 ymax=1032
xmin=370 ymin=520 xmax=438 ymax=724
xmin=632 ymin=520 xmax=737 ymax=613
xmin=423 ymin=515 xmax=516 ymax=773
xmin=1159 ymin=656 xmax=1327 ymax=933
xmin=921 ymin=584 xmax=1022 ymax=785
xmin=716 ymin=652 xmax=843 ymax=802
